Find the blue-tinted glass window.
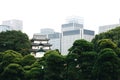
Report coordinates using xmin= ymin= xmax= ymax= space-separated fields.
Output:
xmin=84 ymin=29 xmax=94 ymax=35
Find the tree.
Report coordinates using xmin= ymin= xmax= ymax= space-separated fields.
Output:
xmin=69 ymin=39 xmax=94 ymax=55
xmin=44 ymin=50 xmax=64 ymax=80
xmin=92 ymin=48 xmax=120 ymax=80
xmin=92 ymin=26 xmax=120 ymax=49
xmin=21 ymin=54 xmax=36 ymax=66
xmin=24 ymin=58 xmax=45 ymax=80
xmin=67 ymin=39 xmax=96 ymax=80
xmin=0 ymin=30 xmax=31 ymax=55
xmin=65 ymin=53 xmax=80 ymax=80
xmin=79 ymin=51 xmax=97 ymax=80
xmin=95 ymin=39 xmax=117 ymax=52
xmin=0 ymin=50 xmax=23 ymax=75
xmin=1 ymin=63 xmax=25 ymax=80
xmin=2 ymin=50 xmax=22 ymax=64
xmin=27 ymin=67 xmax=44 ymax=80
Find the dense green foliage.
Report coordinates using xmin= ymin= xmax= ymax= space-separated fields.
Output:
xmin=0 ymin=30 xmax=31 ymax=55
xmin=68 ymin=39 xmax=97 ymax=80
xmin=44 ymin=50 xmax=64 ymax=80
xmin=0 ymin=39 xmax=120 ymax=80
xmin=69 ymin=39 xmax=94 ymax=55
xmin=92 ymin=26 xmax=120 ymax=49
xmin=1 ymin=63 xmax=24 ymax=80
xmin=92 ymin=48 xmax=120 ymax=80
xmin=1 ymin=29 xmax=120 ymax=80
xmin=95 ymin=39 xmax=117 ymax=52
xmin=21 ymin=54 xmax=36 ymax=66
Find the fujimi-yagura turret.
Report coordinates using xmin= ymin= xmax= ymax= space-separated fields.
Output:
xmin=30 ymin=34 xmax=52 ymax=58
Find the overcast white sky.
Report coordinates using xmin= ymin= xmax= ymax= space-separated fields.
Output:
xmin=0 ymin=0 xmax=120 ymax=38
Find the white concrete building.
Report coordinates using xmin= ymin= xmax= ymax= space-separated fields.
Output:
xmin=61 ymin=17 xmax=94 ymax=55
xmin=2 ymin=19 xmax=23 ymax=31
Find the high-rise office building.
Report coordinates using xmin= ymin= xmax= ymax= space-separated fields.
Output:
xmin=2 ymin=19 xmax=23 ymax=31
xmin=61 ymin=17 xmax=94 ymax=55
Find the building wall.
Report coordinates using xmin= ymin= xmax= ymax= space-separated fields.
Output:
xmin=49 ymin=38 xmax=61 ymax=51
xmin=61 ymin=34 xmax=81 ymax=55
xmin=61 ymin=30 xmax=94 ymax=55
xmin=47 ymin=32 xmax=61 ymax=52
xmin=83 ymin=29 xmax=95 ymax=41
xmin=83 ymin=35 xmax=94 ymax=42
